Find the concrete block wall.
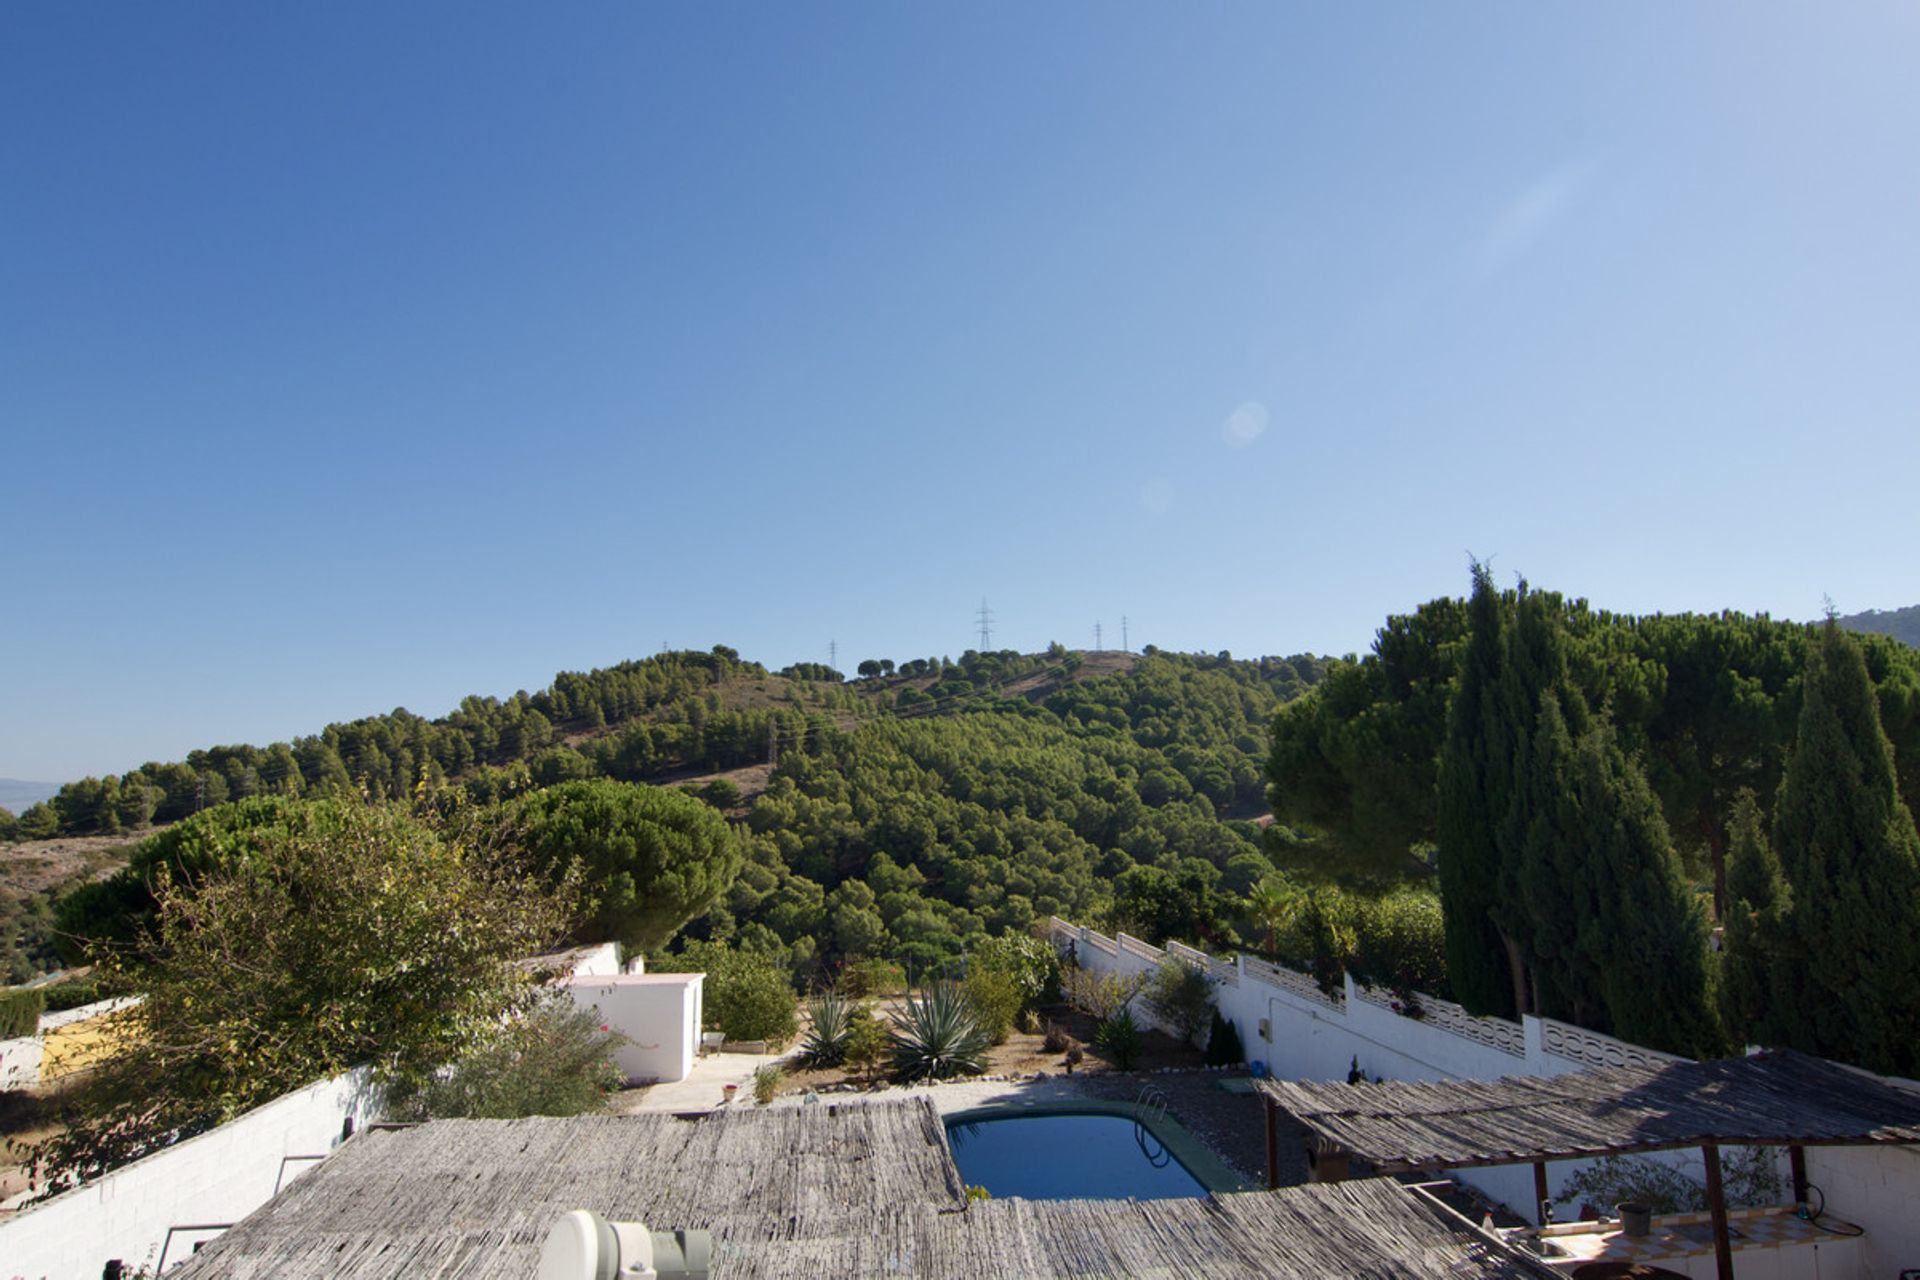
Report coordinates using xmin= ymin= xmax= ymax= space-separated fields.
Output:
xmin=1805 ymin=1141 xmax=1920 ymax=1277
xmin=0 ymin=1068 xmax=376 ymax=1280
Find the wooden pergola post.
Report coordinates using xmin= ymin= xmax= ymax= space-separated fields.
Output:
xmin=1532 ymin=1162 xmax=1550 ymax=1223
xmin=1265 ymin=1098 xmax=1280 ymax=1190
xmin=1790 ymin=1143 xmax=1809 ymax=1205
xmin=1701 ymin=1142 xmax=1734 ymax=1280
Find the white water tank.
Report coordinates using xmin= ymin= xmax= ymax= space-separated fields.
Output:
xmin=537 ymin=1209 xmax=711 ymax=1280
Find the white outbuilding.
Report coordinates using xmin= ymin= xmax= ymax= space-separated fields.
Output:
xmin=563 ymin=973 xmax=706 ymax=1085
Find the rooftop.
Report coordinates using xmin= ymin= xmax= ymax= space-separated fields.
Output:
xmin=171 ymin=1097 xmax=1558 ymax=1279
xmin=1254 ymin=1048 xmax=1920 ymax=1172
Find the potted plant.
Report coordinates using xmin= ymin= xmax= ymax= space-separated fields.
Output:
xmin=1616 ymin=1202 xmax=1652 ymax=1237
xmin=722 ymin=1083 xmax=739 ymax=1104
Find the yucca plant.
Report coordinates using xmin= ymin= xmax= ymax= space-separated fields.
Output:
xmin=889 ymin=982 xmax=990 ymax=1081
xmin=799 ymin=989 xmax=855 ymax=1067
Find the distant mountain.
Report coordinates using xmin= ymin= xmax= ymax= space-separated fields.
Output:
xmin=1837 ymin=605 xmax=1920 ymax=651
xmin=0 ymin=779 xmax=61 ymax=813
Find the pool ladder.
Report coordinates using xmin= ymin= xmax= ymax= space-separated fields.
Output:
xmin=1134 ymin=1084 xmax=1173 ymax=1169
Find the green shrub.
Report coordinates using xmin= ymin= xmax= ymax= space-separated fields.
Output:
xmin=0 ymin=986 xmax=44 ymax=1038
xmin=890 ymin=984 xmax=989 ymax=1081
xmin=1141 ymin=958 xmax=1215 ymax=1047
xmin=751 ymin=1063 xmax=784 ymax=1105
xmin=839 ymin=957 xmax=906 ymax=998
xmin=41 ymin=972 xmax=111 ymax=1013
xmin=1093 ymin=1008 xmax=1141 ymax=1070
xmin=799 ymin=989 xmax=854 ymax=1067
xmin=382 ymin=995 xmax=623 ymax=1121
xmin=1061 ymin=966 xmax=1145 ymax=1021
xmin=844 ymin=1006 xmax=890 ymax=1079
xmin=968 ymin=934 xmax=1059 ymax=1008
xmin=656 ymin=941 xmax=797 ymax=1044
xmin=1203 ymin=1009 xmax=1244 ymax=1066
xmin=962 ymin=966 xmax=1022 ymax=1045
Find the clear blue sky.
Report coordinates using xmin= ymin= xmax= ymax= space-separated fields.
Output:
xmin=4 ymin=3 xmax=1917 ymax=783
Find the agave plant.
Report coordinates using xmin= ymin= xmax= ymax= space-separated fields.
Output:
xmin=889 ymin=982 xmax=990 ymax=1081
xmin=799 ymin=989 xmax=855 ymax=1067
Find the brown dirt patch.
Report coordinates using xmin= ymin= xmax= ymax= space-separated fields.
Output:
xmin=0 ymin=833 xmax=143 ymax=900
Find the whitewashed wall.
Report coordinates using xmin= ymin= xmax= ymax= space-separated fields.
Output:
xmin=564 ymin=974 xmax=703 ymax=1084
xmin=0 ymin=1068 xmax=376 ymax=1280
xmin=1052 ymin=919 xmax=1694 ymax=1222
xmin=0 ymin=1034 xmax=43 ymax=1090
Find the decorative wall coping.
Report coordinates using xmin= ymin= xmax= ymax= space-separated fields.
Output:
xmin=1241 ymin=954 xmax=1345 ymax=1011
xmin=1353 ymin=983 xmax=1526 ymax=1057
xmin=1539 ymin=1018 xmax=1683 ymax=1071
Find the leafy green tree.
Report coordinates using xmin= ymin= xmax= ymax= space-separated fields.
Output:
xmin=0 ymin=806 xmax=16 ymax=842
xmin=510 ymin=779 xmax=743 ymax=953
xmin=653 ymin=939 xmax=797 ymax=1043
xmin=1436 ymin=564 xmax=1520 ymax=1016
xmin=28 ymin=801 xmax=574 ymax=1187
xmin=1762 ymin=622 xmax=1920 ymax=1074
xmin=1142 ymin=958 xmax=1216 ymax=1046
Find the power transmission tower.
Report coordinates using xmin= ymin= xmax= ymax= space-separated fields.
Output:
xmin=1121 ymin=616 xmax=1129 ymax=653
xmin=829 ymin=640 xmax=837 ymax=672
xmin=976 ymin=599 xmax=994 ymax=650
xmin=1094 ymin=621 xmax=1103 ymax=652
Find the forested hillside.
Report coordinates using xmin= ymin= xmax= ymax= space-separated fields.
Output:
xmin=1839 ymin=603 xmax=1920 ymax=650
xmin=3 ymin=646 xmax=1326 ymax=980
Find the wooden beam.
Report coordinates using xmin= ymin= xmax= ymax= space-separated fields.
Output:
xmin=1790 ymin=1144 xmax=1809 ymax=1205
xmin=1265 ymin=1098 xmax=1280 ymax=1190
xmin=1701 ymin=1143 xmax=1734 ymax=1280
xmin=1533 ymin=1162 xmax=1551 ymax=1224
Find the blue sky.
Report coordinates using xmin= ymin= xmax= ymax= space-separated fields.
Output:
xmin=4 ymin=3 xmax=1917 ymax=782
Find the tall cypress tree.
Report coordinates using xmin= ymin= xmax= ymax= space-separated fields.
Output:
xmin=1437 ymin=564 xmax=1519 ymax=1016
xmin=1768 ymin=621 xmax=1920 ymax=1074
xmin=1719 ymin=788 xmax=1791 ymax=1045
xmin=1572 ymin=724 xmax=1718 ymax=1056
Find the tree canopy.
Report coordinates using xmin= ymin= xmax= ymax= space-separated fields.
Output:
xmin=28 ymin=800 xmax=574 ymax=1188
xmin=508 ymin=779 xmax=743 ymax=953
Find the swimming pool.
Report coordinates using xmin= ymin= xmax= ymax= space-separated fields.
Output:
xmin=944 ymin=1111 xmax=1209 ymax=1201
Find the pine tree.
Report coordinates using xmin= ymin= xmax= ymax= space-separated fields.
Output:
xmin=1768 ymin=621 xmax=1920 ymax=1074
xmin=1437 ymin=563 xmax=1519 ymax=1016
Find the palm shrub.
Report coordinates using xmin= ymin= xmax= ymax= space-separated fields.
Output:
xmin=799 ymin=989 xmax=855 ymax=1067
xmin=889 ymin=983 xmax=989 ymax=1081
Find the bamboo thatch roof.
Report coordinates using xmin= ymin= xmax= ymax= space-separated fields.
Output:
xmin=171 ymin=1098 xmax=1557 ymax=1278
xmin=1256 ymin=1049 xmax=1920 ymax=1172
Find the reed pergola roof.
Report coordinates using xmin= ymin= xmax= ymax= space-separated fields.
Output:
xmin=1254 ymin=1049 xmax=1920 ymax=1173
xmin=170 ymin=1097 xmax=1558 ymax=1279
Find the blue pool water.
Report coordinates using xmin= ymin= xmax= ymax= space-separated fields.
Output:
xmin=944 ymin=1112 xmax=1208 ymax=1201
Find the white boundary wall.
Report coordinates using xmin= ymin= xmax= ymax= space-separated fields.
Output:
xmin=1052 ymin=918 xmax=1713 ymax=1223
xmin=0 ymin=1068 xmax=376 ymax=1280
